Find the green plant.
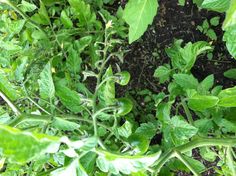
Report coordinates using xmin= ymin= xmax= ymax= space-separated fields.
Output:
xmin=197 ymin=17 xmax=220 ymax=41
xmin=195 ymin=0 xmax=236 ymax=59
xmin=0 ymin=0 xmax=236 ymax=176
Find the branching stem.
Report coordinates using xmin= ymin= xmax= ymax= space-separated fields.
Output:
xmin=153 ymin=137 xmax=236 ymax=175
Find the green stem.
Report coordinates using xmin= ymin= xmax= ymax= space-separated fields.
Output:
xmin=2 ymin=0 xmax=47 ymax=36
xmin=175 ymin=151 xmax=200 ymax=176
xmin=91 ymin=29 xmax=110 ymax=137
xmin=8 ymin=114 xmax=51 ymax=127
xmin=181 ymin=97 xmax=194 ymax=125
xmin=153 ymin=137 xmax=236 ymax=175
xmin=0 ymin=91 xmax=21 ymax=116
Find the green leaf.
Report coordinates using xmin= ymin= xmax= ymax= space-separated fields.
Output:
xmin=199 ymin=74 xmax=214 ymax=92
xmin=68 ymin=0 xmax=98 ymax=28
xmin=52 ymin=117 xmax=80 ymax=131
xmin=19 ymin=0 xmax=37 ymax=13
xmin=154 ymin=65 xmax=171 ymax=83
xmin=164 ymin=116 xmax=198 ymax=145
xmin=173 ymin=74 xmax=199 ymax=89
xmin=51 ymin=159 xmax=88 ymax=176
xmin=223 ymin=26 xmax=236 ymax=59
xmin=201 ymin=0 xmax=230 ymax=12
xmin=135 ymin=122 xmax=157 ymax=139
xmin=123 ymin=0 xmax=159 ymax=43
xmin=223 ymin=0 xmax=236 ymax=30
xmin=178 ymin=0 xmax=186 ymax=6
xmin=0 ymin=124 xmax=60 ymax=164
xmin=0 ymin=71 xmax=20 ymax=101
xmin=210 ymin=16 xmax=220 ymax=26
xmin=38 ymin=62 xmax=55 ymax=100
xmin=218 ymin=86 xmax=236 ymax=107
xmin=96 ymin=149 xmax=161 ymax=175
xmin=115 ymin=71 xmax=131 ymax=86
xmin=99 ymin=66 xmax=115 ymax=106
xmin=55 ymin=83 xmax=82 ymax=113
xmin=166 ymin=40 xmax=211 ymax=71
xmin=31 ymin=1 xmax=50 ymax=25
xmin=74 ymin=36 xmax=92 ymax=53
xmin=206 ymin=29 xmax=217 ymax=40
xmin=117 ymin=98 xmax=133 ymax=116
xmin=200 ymin=147 xmax=217 ymax=162
xmin=61 ymin=10 xmax=73 ymax=28
xmin=224 ymin=68 xmax=236 ymax=80
xmin=66 ymin=48 xmax=82 ymax=74
xmin=128 ymin=133 xmax=150 ymax=154
xmin=80 ymin=152 xmax=97 ymax=174
xmin=117 ymin=120 xmax=132 ymax=138
xmin=188 ymin=94 xmax=219 ymax=111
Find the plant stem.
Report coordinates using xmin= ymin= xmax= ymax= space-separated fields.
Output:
xmin=181 ymin=97 xmax=194 ymax=125
xmin=2 ymin=0 xmax=47 ymax=36
xmin=153 ymin=137 xmax=236 ymax=175
xmin=0 ymin=91 xmax=21 ymax=116
xmin=91 ymin=28 xmax=110 ymax=137
xmin=175 ymin=151 xmax=200 ymax=176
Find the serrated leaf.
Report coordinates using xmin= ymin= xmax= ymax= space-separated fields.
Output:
xmin=0 ymin=124 xmax=60 ymax=164
xmin=96 ymin=149 xmax=161 ymax=175
xmin=123 ymin=0 xmax=158 ymax=43
xmin=201 ymin=0 xmax=230 ymax=13
xmin=164 ymin=116 xmax=198 ymax=145
xmin=38 ymin=62 xmax=55 ymax=100
xmin=173 ymin=74 xmax=199 ymax=89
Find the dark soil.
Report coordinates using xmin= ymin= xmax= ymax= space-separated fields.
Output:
xmin=114 ymin=0 xmax=236 ymax=175
xmin=119 ymin=0 xmax=236 ymax=95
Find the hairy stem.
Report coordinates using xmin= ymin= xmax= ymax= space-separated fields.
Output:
xmin=153 ymin=137 xmax=236 ymax=175
xmin=175 ymin=151 xmax=200 ymax=176
xmin=0 ymin=91 xmax=21 ymax=116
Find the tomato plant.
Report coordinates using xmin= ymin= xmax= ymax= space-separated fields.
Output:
xmin=0 ymin=0 xmax=236 ymax=175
